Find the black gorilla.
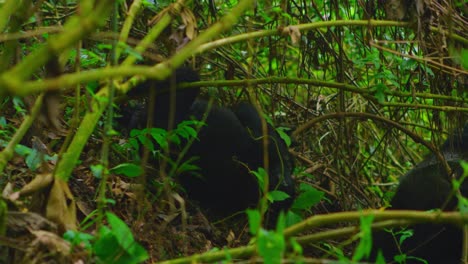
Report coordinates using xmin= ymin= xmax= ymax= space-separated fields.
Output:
xmin=120 ymin=67 xmax=295 ymax=215
xmin=370 ymin=124 xmax=468 ymax=264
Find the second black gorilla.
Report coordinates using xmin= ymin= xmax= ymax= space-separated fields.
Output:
xmin=370 ymin=125 xmax=468 ymax=264
xmin=123 ymin=67 xmax=295 ymax=215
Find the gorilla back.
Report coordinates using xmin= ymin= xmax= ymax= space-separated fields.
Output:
xmin=182 ymin=100 xmax=295 ymax=214
xmin=121 ymin=67 xmax=295 ymax=216
xmin=370 ymin=124 xmax=468 ymax=264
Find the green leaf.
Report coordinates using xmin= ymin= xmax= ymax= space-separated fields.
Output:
xmin=289 ymin=237 xmax=303 ymax=256
xmin=176 ymin=158 xmax=201 ymax=175
xmin=460 ymin=160 xmax=468 ymax=177
xmin=167 ymin=133 xmax=181 ymax=146
xmin=375 ymin=250 xmax=386 ymax=264
xmin=257 ymin=228 xmax=285 ymax=264
xmin=25 ymin=148 xmax=41 ymax=171
xmin=275 ymin=211 xmax=285 ymax=233
xmin=292 ymin=184 xmax=324 ymax=210
xmin=110 ymin=163 xmax=143 ymax=177
xmin=267 ymin=190 xmax=290 ymax=202
xmin=0 ymin=116 xmax=6 ymax=126
xmin=12 ymin=96 xmax=26 ymax=115
xmin=90 ymin=164 xmax=105 ymax=179
xmin=137 ymin=134 xmax=154 ymax=151
xmin=14 ymin=144 xmax=32 ymax=157
xmin=93 ymin=213 xmax=149 ymax=264
xmin=106 ymin=128 xmax=120 ymax=136
xmin=276 ymin=127 xmax=292 ymax=147
xmin=63 ymin=230 xmax=94 ymax=250
xmin=246 ymin=209 xmax=261 ymax=235
xmin=372 ymin=83 xmax=387 ymax=104
xmin=177 ymin=125 xmax=198 ymax=140
xmin=106 ymin=213 xmax=136 ymax=248
xmin=352 ymin=214 xmax=374 ymax=261
xmin=148 ymin=128 xmax=168 ymax=148
xmin=130 ymin=129 xmax=142 ymax=138
xmin=397 ymin=228 xmax=414 ymax=245
xmin=251 ymin=167 xmax=267 ymax=190
xmin=394 ymin=254 xmax=408 ymax=263
xmin=284 ymin=211 xmax=302 ymax=227
xmin=128 ymin=137 xmax=139 ymax=151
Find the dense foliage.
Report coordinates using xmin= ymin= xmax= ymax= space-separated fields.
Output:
xmin=0 ymin=0 xmax=466 ymax=263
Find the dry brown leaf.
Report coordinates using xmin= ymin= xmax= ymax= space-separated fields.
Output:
xmin=169 ymin=25 xmax=192 ymax=50
xmin=75 ymin=200 xmax=93 ymax=217
xmin=226 ymin=230 xmax=236 ymax=247
xmin=280 ymin=26 xmax=302 ymax=45
xmin=180 ymin=7 xmax=198 ymax=40
xmin=7 ymin=191 xmax=20 ymax=201
xmin=41 ymin=91 xmax=63 ymax=130
xmin=288 ymin=26 xmax=301 ymax=45
xmin=148 ymin=8 xmax=168 ymax=26
xmin=2 ymin=183 xmax=15 ymax=199
xmin=46 ymin=178 xmax=77 ymax=232
xmin=39 ymin=58 xmax=65 ymax=131
xmin=167 ymin=6 xmax=198 ymax=51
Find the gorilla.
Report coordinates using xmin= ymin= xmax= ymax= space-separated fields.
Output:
xmin=120 ymin=67 xmax=295 ymax=217
xmin=370 ymin=124 xmax=468 ymax=264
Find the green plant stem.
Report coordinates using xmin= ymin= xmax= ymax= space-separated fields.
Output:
xmin=294 ymin=219 xmax=408 ymax=245
xmin=96 ymin=0 xmax=120 ymax=231
xmin=157 ymin=210 xmax=467 ymax=264
xmin=197 ymin=20 xmax=468 ymax=54
xmin=284 ymin=210 xmax=468 ymax=237
xmin=0 ymin=0 xmax=32 ymax=73
xmin=51 ymin=0 xmax=178 ymax=181
xmin=53 ymin=90 xmax=107 ymax=181
xmin=0 ymin=0 xmax=23 ymax=33
xmin=430 ymin=25 xmax=468 ymax=44
xmin=14 ymin=74 xmax=468 ymax=107
xmin=115 ymin=0 xmax=143 ymax=60
xmin=3 ymin=19 xmax=467 ymax=95
xmin=121 ymin=12 xmax=173 ymax=67
xmin=191 ymin=78 xmax=468 ymax=103
xmin=157 ymin=245 xmax=255 ymax=264
xmin=0 ymin=26 xmax=62 ymax=42
xmin=0 ymin=93 xmax=44 ymax=172
xmin=0 ymin=0 xmax=113 ymax=96
xmin=51 ymin=0 xmax=179 ymax=181
xmin=53 ymin=0 xmax=255 ymax=182
xmin=292 ymin=112 xmax=453 ymax=177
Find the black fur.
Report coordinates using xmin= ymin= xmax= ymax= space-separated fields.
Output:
xmin=232 ymin=102 xmax=295 ymax=212
xmin=120 ymin=67 xmax=295 ymax=216
xmin=370 ymin=124 xmax=468 ymax=264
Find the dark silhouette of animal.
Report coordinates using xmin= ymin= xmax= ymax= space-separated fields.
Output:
xmin=120 ymin=67 xmax=295 ymax=216
xmin=370 ymin=124 xmax=468 ymax=264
